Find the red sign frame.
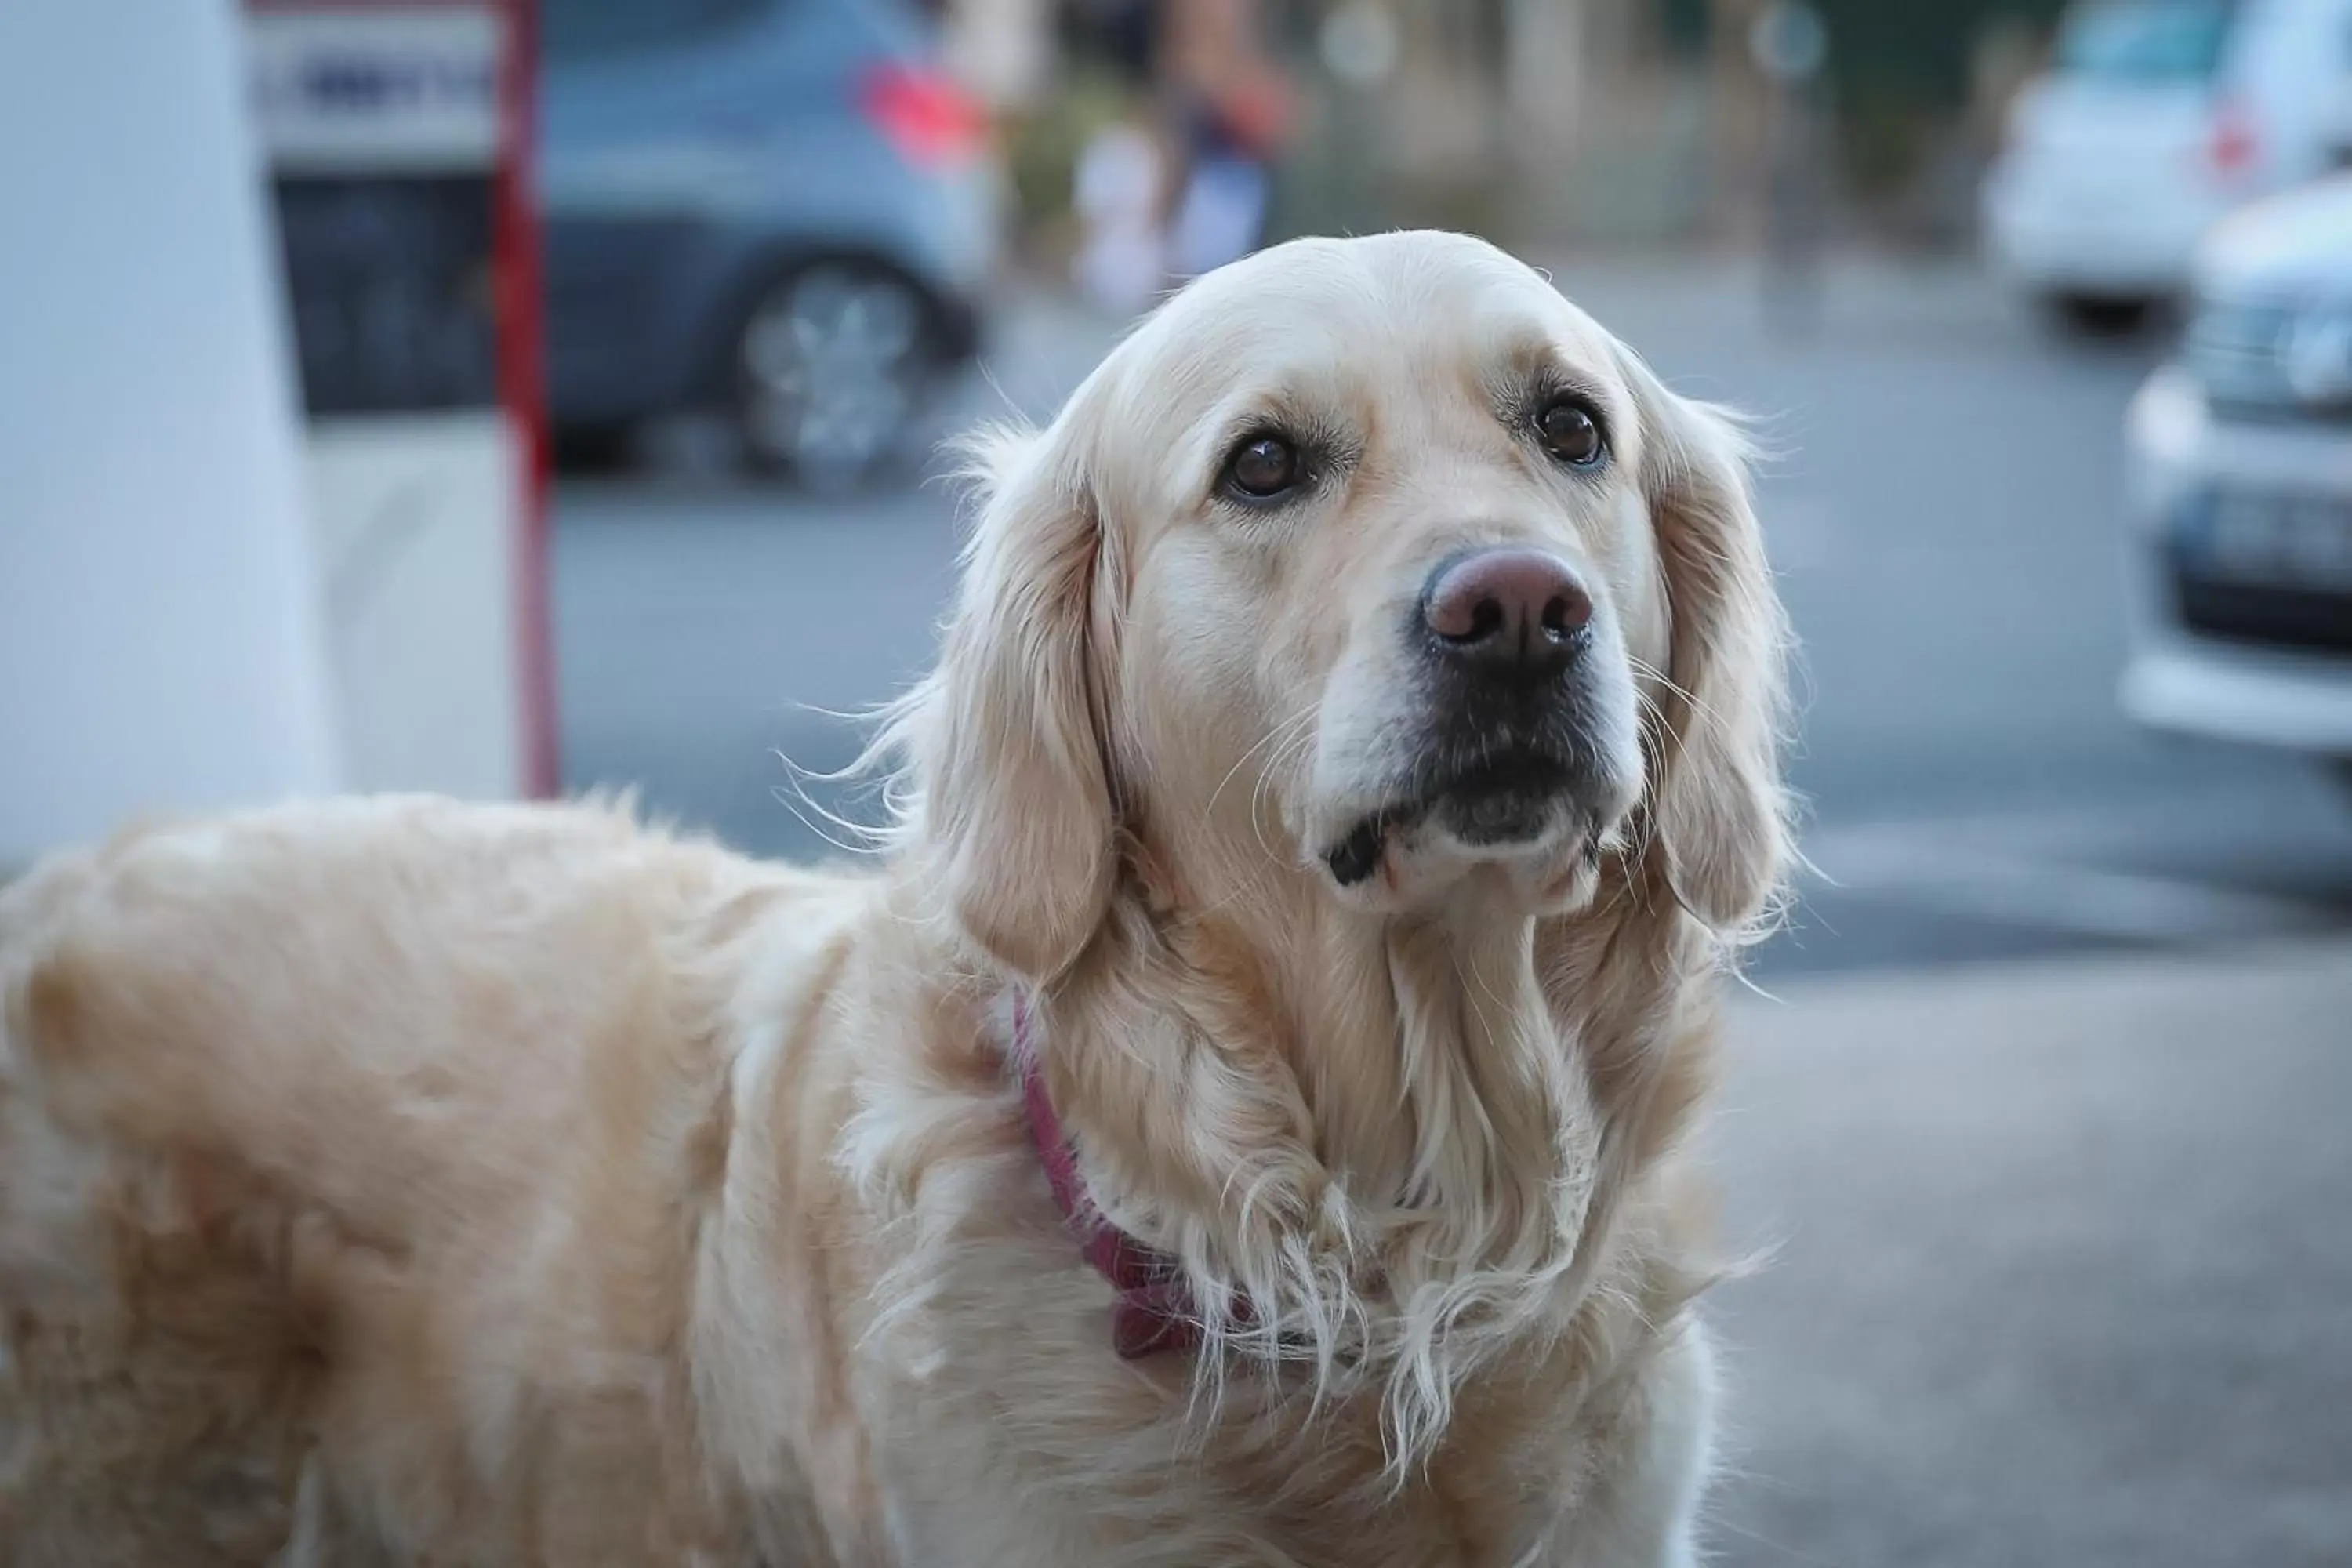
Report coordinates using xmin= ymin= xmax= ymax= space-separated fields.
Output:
xmin=248 ymin=0 xmax=557 ymax=798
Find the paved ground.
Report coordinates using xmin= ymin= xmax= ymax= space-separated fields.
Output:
xmin=552 ymin=256 xmax=2352 ymax=980
xmin=1708 ymin=938 xmax=2352 ymax=1568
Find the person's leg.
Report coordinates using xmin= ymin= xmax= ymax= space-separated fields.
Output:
xmin=1073 ymin=122 xmax=1169 ymax=314
xmin=1171 ymin=156 xmax=1269 ymax=278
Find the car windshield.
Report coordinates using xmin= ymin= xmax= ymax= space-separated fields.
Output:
xmin=2056 ymin=0 xmax=2237 ymax=82
xmin=542 ymin=0 xmax=772 ymax=60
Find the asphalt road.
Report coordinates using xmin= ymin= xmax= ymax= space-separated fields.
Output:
xmin=1709 ymin=942 xmax=2352 ymax=1568
xmin=553 ymin=255 xmax=2352 ymax=978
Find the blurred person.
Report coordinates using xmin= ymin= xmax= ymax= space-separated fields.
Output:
xmin=1073 ymin=116 xmax=1172 ymax=312
xmin=1064 ymin=0 xmax=1292 ymax=308
xmin=1068 ymin=0 xmax=1174 ymax=312
xmin=1162 ymin=0 xmax=1294 ymax=278
xmin=1082 ymin=0 xmax=1159 ymax=81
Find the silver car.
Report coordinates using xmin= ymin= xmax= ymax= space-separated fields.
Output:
xmin=2122 ymin=175 xmax=2352 ymax=793
xmin=539 ymin=0 xmax=998 ymax=485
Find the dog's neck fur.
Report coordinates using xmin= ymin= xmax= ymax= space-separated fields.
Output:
xmin=909 ymin=823 xmax=1724 ymax=1470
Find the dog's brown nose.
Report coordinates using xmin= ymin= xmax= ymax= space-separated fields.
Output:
xmin=1423 ymin=548 xmax=1592 ymax=681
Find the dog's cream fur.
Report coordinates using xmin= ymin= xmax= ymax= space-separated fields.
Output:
xmin=0 ymin=232 xmax=1788 ymax=1566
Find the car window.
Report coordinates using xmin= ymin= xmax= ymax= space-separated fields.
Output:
xmin=542 ymin=0 xmax=774 ymax=60
xmin=2056 ymin=0 xmax=2239 ymax=81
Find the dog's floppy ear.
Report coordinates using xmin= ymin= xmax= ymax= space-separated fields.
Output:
xmin=1620 ymin=350 xmax=1792 ymax=936
xmin=908 ymin=408 xmax=1122 ymax=980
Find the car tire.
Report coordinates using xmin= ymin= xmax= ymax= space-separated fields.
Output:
xmin=2044 ymin=291 xmax=2157 ymax=338
xmin=730 ymin=260 xmax=948 ymax=491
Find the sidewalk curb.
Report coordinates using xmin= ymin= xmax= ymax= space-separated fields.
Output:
xmin=1731 ymin=929 xmax=2352 ymax=1025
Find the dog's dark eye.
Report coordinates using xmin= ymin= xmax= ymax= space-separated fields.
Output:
xmin=1225 ymin=434 xmax=1305 ymax=500
xmin=1535 ymin=397 xmax=1606 ymax=467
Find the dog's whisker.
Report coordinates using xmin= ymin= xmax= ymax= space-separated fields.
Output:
xmin=1206 ymin=703 xmax=1320 ymax=821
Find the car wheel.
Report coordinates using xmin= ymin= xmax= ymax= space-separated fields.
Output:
xmin=2045 ymin=291 xmax=2156 ymax=338
xmin=732 ymin=262 xmax=942 ymax=490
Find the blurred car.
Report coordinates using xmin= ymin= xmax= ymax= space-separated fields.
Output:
xmin=2121 ymin=175 xmax=2352 ymax=793
xmin=1983 ymin=0 xmax=2352 ymax=330
xmin=539 ymin=0 xmax=997 ymax=485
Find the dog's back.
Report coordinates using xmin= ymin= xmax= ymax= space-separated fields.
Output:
xmin=0 ymin=797 xmax=833 ymax=1563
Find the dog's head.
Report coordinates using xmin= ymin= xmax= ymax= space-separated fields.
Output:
xmin=902 ymin=232 xmax=1787 ymax=978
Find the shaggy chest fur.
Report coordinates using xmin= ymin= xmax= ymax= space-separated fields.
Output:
xmin=829 ymin=898 xmax=1722 ymax=1568
xmin=851 ymin=1131 xmax=1701 ymax=1568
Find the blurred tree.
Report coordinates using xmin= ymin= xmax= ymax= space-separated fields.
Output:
xmin=1813 ymin=0 xmax=2065 ymax=111
xmin=1817 ymin=0 xmax=2043 ymax=194
xmin=1781 ymin=0 xmax=2069 ymax=198
xmin=1692 ymin=0 xmax=2067 ymax=230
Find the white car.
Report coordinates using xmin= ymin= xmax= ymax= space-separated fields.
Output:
xmin=2122 ymin=175 xmax=2352 ymax=790
xmin=1984 ymin=0 xmax=2352 ymax=329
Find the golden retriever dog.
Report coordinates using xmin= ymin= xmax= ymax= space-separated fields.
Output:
xmin=0 ymin=230 xmax=1788 ymax=1566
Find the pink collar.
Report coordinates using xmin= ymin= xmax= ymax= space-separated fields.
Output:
xmin=1014 ymin=996 xmax=1210 ymax=1358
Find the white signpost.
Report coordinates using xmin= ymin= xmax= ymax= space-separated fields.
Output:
xmin=248 ymin=0 xmax=557 ymax=802
xmin=0 ymin=2 xmax=342 ymax=866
